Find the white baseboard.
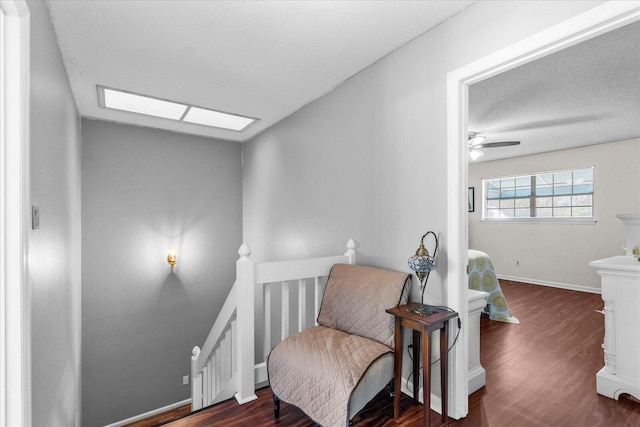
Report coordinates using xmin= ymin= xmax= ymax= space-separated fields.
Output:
xmin=103 ymin=398 xmax=191 ymax=427
xmin=255 ymin=361 xmax=268 ymax=384
xmin=468 ymin=365 xmax=486 ymax=396
xmin=497 ymin=275 xmax=601 ymax=294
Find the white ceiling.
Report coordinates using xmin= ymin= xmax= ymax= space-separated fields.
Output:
xmin=46 ymin=0 xmax=474 ymax=142
xmin=469 ymin=20 xmax=640 ymax=163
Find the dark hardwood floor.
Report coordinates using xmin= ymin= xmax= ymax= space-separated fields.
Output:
xmin=454 ymin=280 xmax=640 ymax=427
xmin=137 ymin=280 xmax=640 ymax=427
xmin=123 ymin=403 xmax=192 ymax=427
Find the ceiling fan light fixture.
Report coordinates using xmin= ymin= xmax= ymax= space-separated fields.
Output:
xmin=469 ymin=148 xmax=484 ymax=161
xmin=468 ymin=133 xmax=486 ymax=147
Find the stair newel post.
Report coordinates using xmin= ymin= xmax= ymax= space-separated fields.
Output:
xmin=235 ymin=243 xmax=258 ymax=404
xmin=191 ymin=346 xmax=202 ymax=411
xmin=345 ymin=239 xmax=356 ymax=265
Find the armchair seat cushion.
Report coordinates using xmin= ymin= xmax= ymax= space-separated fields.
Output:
xmin=268 ymin=325 xmax=392 ymax=427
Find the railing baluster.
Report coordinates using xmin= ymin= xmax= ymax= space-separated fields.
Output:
xmin=215 ymin=352 xmax=219 ymax=395
xmin=298 ymin=278 xmax=306 ymax=332
xmin=314 ymin=276 xmax=321 ymax=325
xmin=203 ymin=364 xmax=209 ymax=405
xmin=208 ymin=356 xmax=214 ymax=399
xmin=226 ymin=325 xmax=233 ymax=379
xmin=281 ymin=281 xmax=290 ymax=340
xmin=231 ymin=316 xmax=237 ymax=373
xmin=215 ymin=347 xmax=221 ymax=395
xmin=218 ymin=328 xmax=231 ymax=388
xmin=264 ymin=283 xmax=272 ymax=360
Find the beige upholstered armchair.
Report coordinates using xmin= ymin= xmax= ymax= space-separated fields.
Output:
xmin=267 ymin=263 xmax=410 ymax=427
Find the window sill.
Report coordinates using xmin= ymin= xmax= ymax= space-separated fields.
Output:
xmin=480 ymin=217 xmax=597 ymax=225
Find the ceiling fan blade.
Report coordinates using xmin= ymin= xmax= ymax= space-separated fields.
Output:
xmin=478 ymin=141 xmax=521 ymax=148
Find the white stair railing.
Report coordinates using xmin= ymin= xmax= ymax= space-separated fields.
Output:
xmin=191 ymin=239 xmax=356 ymax=411
xmin=191 ymin=280 xmax=239 ymax=409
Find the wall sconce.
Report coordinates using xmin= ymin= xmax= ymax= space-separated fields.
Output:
xmin=167 ymin=247 xmax=177 ymax=271
xmin=407 ymin=231 xmax=438 ymax=316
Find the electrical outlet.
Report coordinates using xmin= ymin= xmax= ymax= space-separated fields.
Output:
xmin=516 ymin=260 xmax=520 ymax=267
xmin=183 ymin=375 xmax=189 ymax=386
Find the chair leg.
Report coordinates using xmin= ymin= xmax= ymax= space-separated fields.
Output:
xmin=273 ymin=393 xmax=280 ymax=419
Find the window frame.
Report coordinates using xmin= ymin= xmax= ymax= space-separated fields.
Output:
xmin=481 ymin=167 xmax=596 ymax=224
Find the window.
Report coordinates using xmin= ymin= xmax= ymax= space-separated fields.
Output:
xmin=97 ymin=85 xmax=258 ymax=132
xmin=483 ymin=167 xmax=594 ymax=220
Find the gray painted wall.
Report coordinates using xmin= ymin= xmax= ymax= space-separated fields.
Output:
xmin=242 ymin=1 xmax=603 ymax=297
xmin=81 ymin=119 xmax=242 ymax=426
xmin=28 ymin=1 xmax=82 ymax=426
xmin=469 ymin=138 xmax=640 ymax=290
xmin=242 ymin=0 xmax=603 ymax=389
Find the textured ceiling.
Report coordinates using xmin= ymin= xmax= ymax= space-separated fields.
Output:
xmin=46 ymin=0 xmax=474 ymax=142
xmin=469 ymin=20 xmax=640 ymax=163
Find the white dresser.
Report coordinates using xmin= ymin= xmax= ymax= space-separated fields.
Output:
xmin=590 ymin=213 xmax=640 ymax=401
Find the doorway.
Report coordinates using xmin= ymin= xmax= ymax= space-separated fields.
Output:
xmin=0 ymin=0 xmax=30 ymax=425
xmin=445 ymin=2 xmax=640 ymax=420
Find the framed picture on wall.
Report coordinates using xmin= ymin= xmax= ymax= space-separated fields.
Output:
xmin=468 ymin=187 xmax=475 ymax=212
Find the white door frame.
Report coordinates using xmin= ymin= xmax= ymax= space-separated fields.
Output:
xmin=446 ymin=1 xmax=640 ymax=419
xmin=0 ymin=1 xmax=30 ymax=426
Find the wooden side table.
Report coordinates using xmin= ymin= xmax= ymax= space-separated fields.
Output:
xmin=386 ymin=303 xmax=459 ymax=427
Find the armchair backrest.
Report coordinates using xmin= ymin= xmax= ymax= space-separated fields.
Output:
xmin=317 ymin=264 xmax=410 ymax=349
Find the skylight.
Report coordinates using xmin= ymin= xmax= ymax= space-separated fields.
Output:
xmin=183 ymin=107 xmax=255 ymax=132
xmin=97 ymin=86 xmax=257 ymax=132
xmin=102 ymin=87 xmax=187 ymax=120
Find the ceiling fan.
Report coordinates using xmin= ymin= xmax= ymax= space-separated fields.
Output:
xmin=468 ymin=132 xmax=520 ymax=160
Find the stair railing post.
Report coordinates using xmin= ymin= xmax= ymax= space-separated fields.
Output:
xmin=234 ymin=243 xmax=258 ymax=404
xmin=345 ymin=239 xmax=356 ymax=265
xmin=191 ymin=346 xmax=202 ymax=411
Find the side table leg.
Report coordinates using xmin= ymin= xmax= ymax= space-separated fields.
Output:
xmin=440 ymin=323 xmax=449 ymax=424
xmin=393 ymin=317 xmax=402 ymax=419
xmin=422 ymin=328 xmax=431 ymax=427
xmin=413 ymin=329 xmax=420 ymax=404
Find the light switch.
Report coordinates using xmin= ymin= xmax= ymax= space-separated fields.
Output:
xmin=32 ymin=206 xmax=39 ymax=230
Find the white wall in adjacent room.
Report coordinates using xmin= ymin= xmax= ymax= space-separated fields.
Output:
xmin=469 ymin=138 xmax=640 ymax=290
